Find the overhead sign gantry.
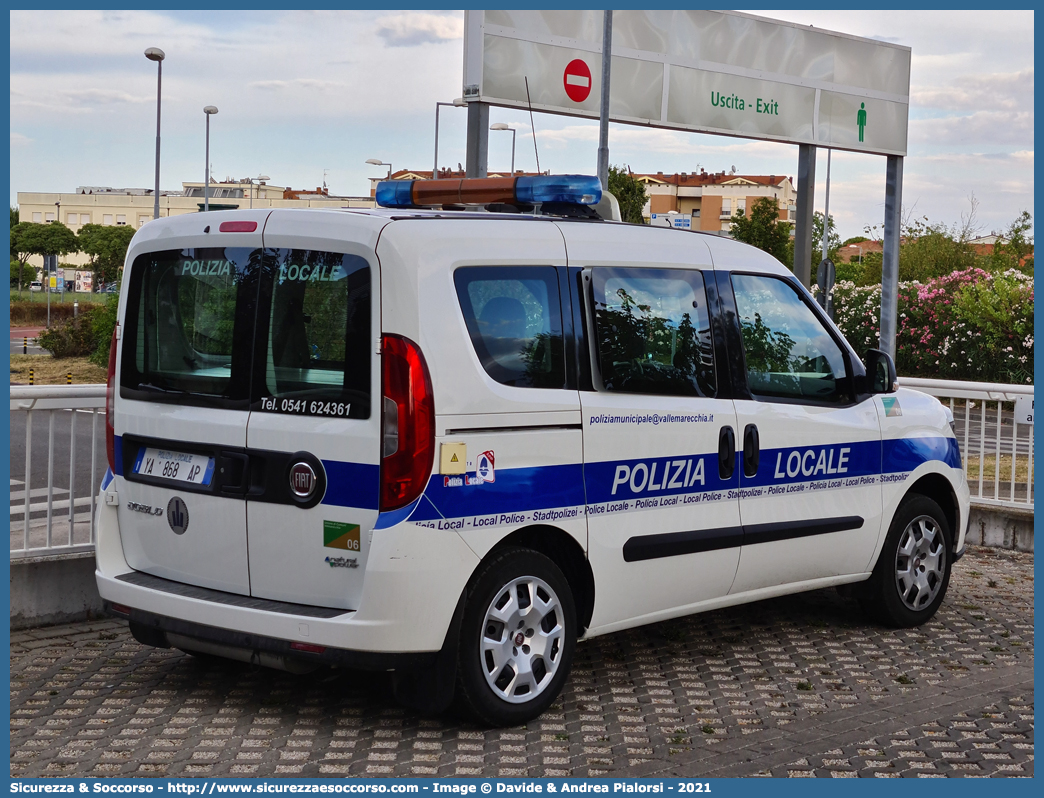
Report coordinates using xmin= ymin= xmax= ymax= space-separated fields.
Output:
xmin=461 ymin=10 xmax=912 ymax=356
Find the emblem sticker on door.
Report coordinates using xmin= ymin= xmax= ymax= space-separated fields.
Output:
xmin=166 ymin=497 xmax=189 ymax=535
xmin=324 ymin=520 xmax=361 ymax=551
xmin=882 ymin=397 xmax=903 ymax=417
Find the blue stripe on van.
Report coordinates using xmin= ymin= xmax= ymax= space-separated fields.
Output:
xmin=884 ymin=436 xmax=961 ymax=472
xmin=321 ymin=460 xmax=380 ymax=510
xmin=409 ymin=463 xmax=586 ymax=523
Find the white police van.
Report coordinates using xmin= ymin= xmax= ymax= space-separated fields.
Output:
xmin=96 ymin=174 xmax=969 ymax=726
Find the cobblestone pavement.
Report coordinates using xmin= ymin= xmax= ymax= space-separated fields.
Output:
xmin=11 ymin=546 xmax=1033 ymax=778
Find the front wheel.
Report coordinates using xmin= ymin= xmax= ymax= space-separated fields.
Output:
xmin=863 ymin=495 xmax=953 ymax=627
xmin=456 ymin=548 xmax=576 ymax=726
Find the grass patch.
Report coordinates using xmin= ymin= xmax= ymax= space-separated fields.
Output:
xmin=796 ymin=680 xmax=813 ymax=691
xmin=964 ymin=454 xmax=1033 ymax=484
xmin=10 ymin=354 xmax=107 ymax=385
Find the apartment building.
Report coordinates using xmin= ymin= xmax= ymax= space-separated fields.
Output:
xmin=16 ymin=179 xmax=374 ymax=270
xmin=634 ymin=169 xmax=796 ymax=233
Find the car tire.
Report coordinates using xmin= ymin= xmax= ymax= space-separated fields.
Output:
xmin=455 ymin=547 xmax=576 ymax=727
xmin=862 ymin=494 xmax=953 ymax=627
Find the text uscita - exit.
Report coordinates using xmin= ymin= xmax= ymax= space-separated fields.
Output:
xmin=710 ymin=92 xmax=779 ymax=115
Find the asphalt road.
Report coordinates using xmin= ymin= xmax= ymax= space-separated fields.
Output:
xmin=10 ymin=326 xmax=47 ymax=356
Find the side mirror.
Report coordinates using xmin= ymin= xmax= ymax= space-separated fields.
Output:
xmin=864 ymin=349 xmax=897 ymax=393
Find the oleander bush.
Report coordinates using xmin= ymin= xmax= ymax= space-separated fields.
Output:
xmin=831 ymin=268 xmax=1033 ymax=384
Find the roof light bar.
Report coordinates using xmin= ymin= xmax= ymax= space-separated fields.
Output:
xmin=375 ymin=174 xmax=602 ymax=209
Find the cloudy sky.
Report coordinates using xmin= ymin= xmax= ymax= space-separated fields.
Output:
xmin=9 ymin=9 xmax=1033 ymax=240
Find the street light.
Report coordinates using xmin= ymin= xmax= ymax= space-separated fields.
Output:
xmin=490 ymin=123 xmax=516 ymax=175
xmin=433 ymin=98 xmax=466 ymax=178
xmin=248 ymin=174 xmax=271 ymax=209
xmin=366 ymin=159 xmax=392 ymax=179
xmin=203 ymin=106 xmax=218 ymax=212
xmin=144 ymin=47 xmax=165 ymax=220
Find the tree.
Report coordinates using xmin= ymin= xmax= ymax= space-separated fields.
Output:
xmin=10 ymin=206 xmax=18 ymax=226
xmin=607 ymin=165 xmax=648 ymax=224
xmin=10 ymin=221 xmax=79 ymax=294
xmin=78 ymin=224 xmax=136 ymax=285
xmin=785 ymin=211 xmax=839 ymax=278
xmin=842 ymin=235 xmax=869 ymax=247
xmin=990 ymin=210 xmax=1033 ymax=273
xmin=729 ymin=196 xmax=790 ymax=264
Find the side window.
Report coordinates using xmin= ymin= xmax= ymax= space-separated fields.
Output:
xmin=731 ymin=273 xmax=849 ymax=404
xmin=454 ymin=266 xmax=565 ymax=389
xmin=591 ymin=267 xmax=716 ymax=397
xmin=258 ymin=250 xmax=371 ymax=419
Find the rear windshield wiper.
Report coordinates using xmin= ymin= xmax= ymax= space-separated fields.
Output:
xmin=136 ymin=382 xmax=196 ymax=398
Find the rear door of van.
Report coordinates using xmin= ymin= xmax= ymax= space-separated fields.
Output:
xmin=115 ymin=213 xmax=270 ymax=595
xmin=243 ymin=210 xmax=386 ymax=610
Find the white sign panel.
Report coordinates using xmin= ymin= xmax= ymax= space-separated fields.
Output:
xmin=1014 ymin=395 xmax=1033 ymax=426
xmin=650 ymin=213 xmax=691 ymax=229
xmin=75 ymin=271 xmax=93 ymax=293
xmin=464 ymin=10 xmax=911 ymax=156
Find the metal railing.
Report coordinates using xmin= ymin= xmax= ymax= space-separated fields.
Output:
xmin=10 ymin=384 xmax=106 ymax=559
xmin=902 ymin=377 xmax=1034 ymax=511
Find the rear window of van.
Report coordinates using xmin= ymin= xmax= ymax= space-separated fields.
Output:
xmin=121 ymin=248 xmax=370 ymax=418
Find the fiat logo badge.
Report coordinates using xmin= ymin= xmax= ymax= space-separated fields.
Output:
xmin=289 ymin=462 xmax=317 ymax=498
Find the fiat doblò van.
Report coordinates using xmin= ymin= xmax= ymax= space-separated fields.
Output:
xmin=96 ymin=175 xmax=968 ymax=726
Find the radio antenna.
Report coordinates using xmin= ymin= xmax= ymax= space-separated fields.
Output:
xmin=525 ymin=76 xmax=541 ymax=175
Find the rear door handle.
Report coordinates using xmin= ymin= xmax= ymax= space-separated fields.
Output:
xmin=743 ymin=424 xmax=760 ymax=477
xmin=718 ymin=426 xmax=735 ymax=480
xmin=217 ymin=452 xmax=250 ymax=494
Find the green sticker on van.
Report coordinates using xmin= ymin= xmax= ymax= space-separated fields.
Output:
xmin=881 ymin=397 xmax=902 ymax=417
xmin=323 ymin=521 xmax=361 ymax=551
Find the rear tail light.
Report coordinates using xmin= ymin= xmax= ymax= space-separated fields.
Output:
xmin=105 ymin=324 xmax=119 ymax=474
xmin=380 ymin=335 xmax=435 ymax=511
xmin=289 ymin=642 xmax=326 ymax=654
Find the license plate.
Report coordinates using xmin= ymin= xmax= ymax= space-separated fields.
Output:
xmin=133 ymin=447 xmax=215 ymax=486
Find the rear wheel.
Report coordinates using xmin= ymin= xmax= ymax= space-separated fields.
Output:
xmin=456 ymin=548 xmax=576 ymax=726
xmin=863 ymin=495 xmax=952 ymax=627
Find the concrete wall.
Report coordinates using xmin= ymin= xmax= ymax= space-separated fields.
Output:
xmin=10 ymin=551 xmax=105 ymax=630
xmin=9 ymin=504 xmax=1033 ymax=630
xmin=964 ymin=505 xmax=1034 ymax=553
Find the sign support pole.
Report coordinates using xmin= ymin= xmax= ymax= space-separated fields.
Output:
xmin=465 ymin=102 xmax=489 ymax=178
xmin=880 ymin=155 xmax=903 ymax=359
xmin=793 ymin=144 xmax=817 ymax=289
xmin=596 ymin=10 xmax=613 ymax=190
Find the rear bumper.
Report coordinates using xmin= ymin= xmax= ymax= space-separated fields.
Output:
xmin=107 ymin=601 xmax=437 ymax=671
xmin=95 ymin=494 xmax=481 ymax=655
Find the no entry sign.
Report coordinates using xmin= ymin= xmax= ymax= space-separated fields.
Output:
xmin=563 ymin=59 xmax=592 ymax=103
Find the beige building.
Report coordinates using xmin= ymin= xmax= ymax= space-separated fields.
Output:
xmin=634 ymin=169 xmax=797 ymax=233
xmin=16 ymin=179 xmax=375 ymax=271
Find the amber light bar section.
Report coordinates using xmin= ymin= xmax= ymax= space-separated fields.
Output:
xmin=410 ymin=177 xmax=519 ymax=206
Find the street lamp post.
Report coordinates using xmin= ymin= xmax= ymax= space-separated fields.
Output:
xmin=248 ymin=174 xmax=271 ymax=210
xmin=489 ymin=123 xmax=516 ymax=175
xmin=366 ymin=159 xmax=392 ymax=180
xmin=55 ymin=201 xmax=64 ymax=301
xmin=203 ymin=106 xmax=218 ymax=212
xmin=144 ymin=48 xmax=165 ymax=220
xmin=434 ymin=98 xmax=466 ymax=178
